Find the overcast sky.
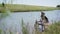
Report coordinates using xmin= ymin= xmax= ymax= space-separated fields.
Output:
xmin=0 ymin=0 xmax=60 ymax=7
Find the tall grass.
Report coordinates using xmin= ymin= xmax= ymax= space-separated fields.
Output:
xmin=0 ymin=29 xmax=2 ymax=34
xmin=43 ymin=21 xmax=60 ymax=34
xmin=21 ymin=19 xmax=29 ymax=34
xmin=9 ymin=30 xmax=13 ymax=34
xmin=21 ymin=20 xmax=60 ymax=34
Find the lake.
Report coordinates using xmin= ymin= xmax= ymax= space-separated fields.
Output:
xmin=0 ymin=10 xmax=60 ymax=34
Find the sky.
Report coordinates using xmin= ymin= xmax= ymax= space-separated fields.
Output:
xmin=0 ymin=0 xmax=60 ymax=7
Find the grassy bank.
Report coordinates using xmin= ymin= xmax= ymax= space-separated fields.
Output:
xmin=0 ymin=4 xmax=60 ymax=12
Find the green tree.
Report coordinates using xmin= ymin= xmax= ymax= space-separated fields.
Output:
xmin=57 ymin=5 xmax=60 ymax=7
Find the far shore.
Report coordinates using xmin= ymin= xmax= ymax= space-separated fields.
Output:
xmin=0 ymin=4 xmax=60 ymax=13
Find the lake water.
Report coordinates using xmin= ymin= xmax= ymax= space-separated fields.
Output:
xmin=0 ymin=10 xmax=60 ymax=34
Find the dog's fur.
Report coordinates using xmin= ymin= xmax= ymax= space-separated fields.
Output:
xmin=34 ymin=12 xmax=49 ymax=32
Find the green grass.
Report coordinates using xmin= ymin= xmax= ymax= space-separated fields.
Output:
xmin=0 ymin=29 xmax=13 ymax=34
xmin=0 ymin=29 xmax=2 ymax=34
xmin=0 ymin=4 xmax=60 ymax=12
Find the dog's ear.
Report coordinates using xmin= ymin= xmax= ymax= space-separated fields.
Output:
xmin=45 ymin=16 xmax=49 ymax=23
xmin=41 ymin=12 xmax=45 ymax=15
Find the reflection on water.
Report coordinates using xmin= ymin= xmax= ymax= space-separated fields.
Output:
xmin=0 ymin=10 xmax=60 ymax=34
